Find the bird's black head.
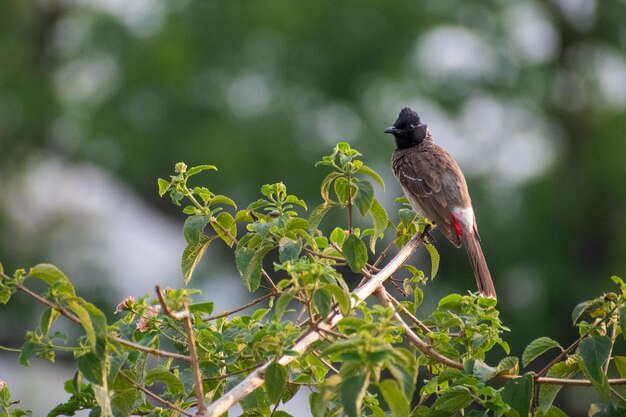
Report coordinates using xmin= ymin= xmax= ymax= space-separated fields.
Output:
xmin=384 ymin=107 xmax=428 ymax=149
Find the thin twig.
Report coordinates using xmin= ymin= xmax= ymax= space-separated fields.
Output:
xmin=376 ymin=287 xmax=462 ymax=370
xmin=120 ymin=371 xmax=193 ymax=417
xmin=112 ymin=336 xmax=190 ymax=361
xmin=386 ymin=294 xmax=432 ymax=334
xmin=204 ymin=293 xmax=273 ymax=321
xmin=156 ymin=287 xmax=208 ymax=415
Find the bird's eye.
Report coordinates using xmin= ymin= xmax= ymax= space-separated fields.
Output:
xmin=408 ymin=124 xmax=415 ymax=130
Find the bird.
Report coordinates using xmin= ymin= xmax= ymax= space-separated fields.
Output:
xmin=384 ymin=107 xmax=497 ymax=298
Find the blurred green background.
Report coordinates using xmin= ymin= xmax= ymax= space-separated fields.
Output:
xmin=1 ymin=0 xmax=625 ymax=415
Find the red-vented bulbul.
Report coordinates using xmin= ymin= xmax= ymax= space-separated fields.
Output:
xmin=384 ymin=107 xmax=497 ymax=298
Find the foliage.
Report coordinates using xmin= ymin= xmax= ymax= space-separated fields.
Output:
xmin=1 ymin=144 xmax=626 ymax=417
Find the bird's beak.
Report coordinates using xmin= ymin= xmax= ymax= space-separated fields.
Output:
xmin=384 ymin=126 xmax=398 ymax=135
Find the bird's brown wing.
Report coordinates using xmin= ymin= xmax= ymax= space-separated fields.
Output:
xmin=394 ymin=146 xmax=462 ymax=246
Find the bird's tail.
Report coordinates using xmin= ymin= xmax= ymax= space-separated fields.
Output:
xmin=462 ymin=233 xmax=497 ymax=299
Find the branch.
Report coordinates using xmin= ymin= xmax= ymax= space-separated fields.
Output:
xmin=203 ymin=233 xmax=426 ymax=416
xmin=156 ymin=287 xmax=208 ymax=416
xmin=376 ymin=288 xmax=462 ymax=370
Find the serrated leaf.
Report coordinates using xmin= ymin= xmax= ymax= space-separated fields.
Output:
xmin=279 ymin=237 xmax=302 ymax=263
xmin=502 ymin=373 xmax=533 ymax=417
xmin=379 ymin=379 xmax=409 ymax=417
xmin=236 ymin=246 xmax=270 ymax=292
xmin=354 ymin=181 xmax=374 ymax=216
xmin=342 ymin=235 xmax=368 ymax=273
xmin=497 ymin=356 xmax=519 ymax=376
xmin=522 ymin=337 xmax=563 ymax=367
xmin=357 ymin=164 xmax=385 ymax=189
xmin=186 ymin=164 xmax=217 ymax=177
xmin=341 ymin=374 xmax=368 ymax=417
xmin=433 ymin=385 xmax=472 ymax=412
xmin=157 ymin=178 xmax=170 ymax=197
xmin=265 ymin=362 xmax=288 ymax=403
xmin=423 ymin=242 xmax=440 ymax=279
xmin=182 ymin=235 xmax=213 ymax=284
xmin=183 ymin=215 xmax=209 ymax=245
xmin=308 ymin=203 xmax=335 ymax=232
xmin=572 ymin=299 xmax=602 ymax=324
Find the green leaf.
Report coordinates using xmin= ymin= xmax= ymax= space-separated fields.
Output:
xmin=189 ymin=302 xmax=214 ymax=315
xmin=279 ymin=237 xmax=302 ymax=263
xmin=28 ymin=264 xmax=75 ymax=296
xmin=183 ymin=215 xmax=209 ymax=245
xmin=212 ymin=212 xmax=237 ymax=247
xmin=146 ymin=367 xmax=186 ymax=395
xmin=370 ymin=199 xmax=388 ymax=240
xmin=433 ymin=385 xmax=473 ymax=412
xmin=40 ymin=307 xmax=60 ymax=336
xmin=182 ymin=235 xmax=214 ymax=284
xmin=354 ymin=181 xmax=374 ymax=216
xmin=236 ymin=247 xmax=270 ymax=292
xmin=579 ymin=335 xmax=611 ymax=399
xmin=210 ymin=194 xmax=237 ymax=209
xmin=309 ymin=203 xmax=335 ymax=231
xmin=265 ymin=362 xmax=288 ymax=403
xmin=77 ymin=352 xmax=104 ymax=385
xmin=614 ymin=356 xmax=626 ymax=378
xmin=157 ymin=178 xmax=170 ymax=197
xmin=92 ymin=383 xmax=113 ymax=417
xmin=423 ymin=242 xmax=440 ymax=279
xmin=342 ymin=235 xmax=368 ymax=273
xmin=357 ymin=164 xmax=385 ymax=189
xmin=186 ymin=164 xmax=217 ymax=177
xmin=379 ymin=379 xmax=410 ymax=417
xmin=275 ymin=292 xmax=293 ymax=320
xmin=330 ymin=227 xmax=348 ymax=246
xmin=18 ymin=340 xmax=38 ymax=366
xmin=341 ymin=374 xmax=368 ymax=417
xmin=333 ymin=177 xmax=351 ymax=204
xmin=313 ymin=287 xmax=333 ymax=317
xmin=522 ymin=337 xmax=563 ymax=367
xmin=438 ymin=293 xmax=463 ymax=310
xmin=502 ymin=373 xmax=533 ymax=417
xmin=472 ymin=359 xmax=497 ymax=382
xmin=285 ymin=195 xmax=307 ymax=210
xmin=324 ymin=283 xmax=351 ymax=315
xmin=572 ymin=299 xmax=602 ymax=324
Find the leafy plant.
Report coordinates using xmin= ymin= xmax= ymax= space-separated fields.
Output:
xmin=1 ymin=143 xmax=625 ymax=417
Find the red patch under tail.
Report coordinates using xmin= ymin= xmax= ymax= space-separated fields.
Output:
xmin=452 ymin=213 xmax=463 ymax=237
